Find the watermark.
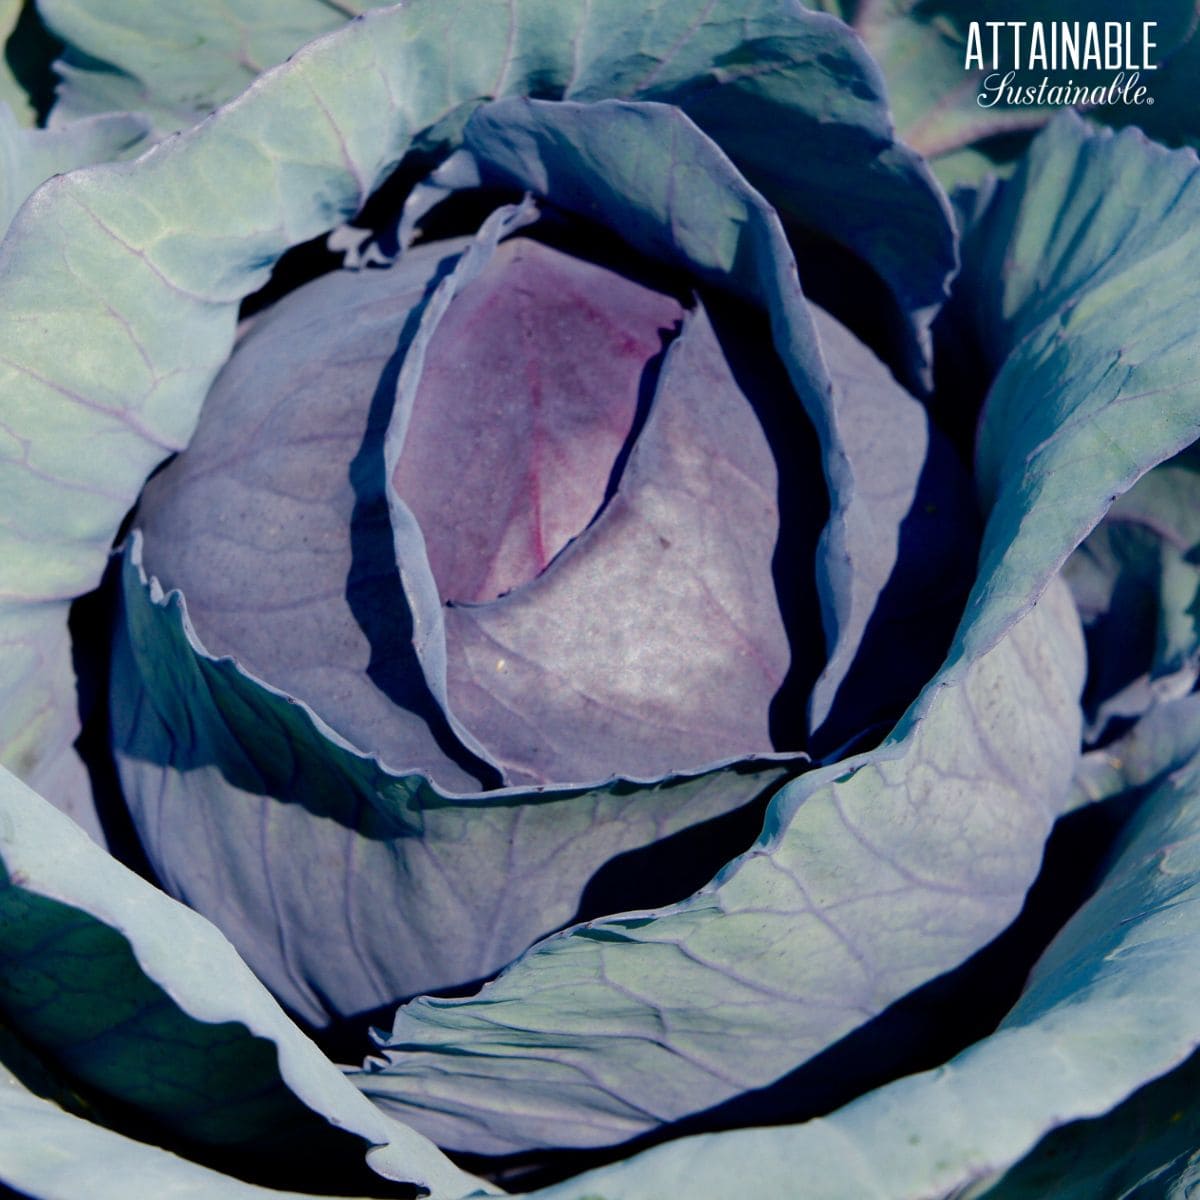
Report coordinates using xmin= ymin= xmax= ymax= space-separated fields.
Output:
xmin=965 ymin=21 xmax=1157 ymax=109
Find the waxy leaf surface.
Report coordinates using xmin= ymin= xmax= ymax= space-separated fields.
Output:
xmin=136 ymin=233 xmax=493 ymax=793
xmin=951 ymin=115 xmax=1200 ymax=675
xmin=435 ymin=297 xmax=821 ymax=785
xmin=0 ymin=1066 xmax=403 ymax=1200
xmin=393 ymin=237 xmax=685 ymax=609
xmin=0 ymin=764 xmax=486 ymax=1197
xmin=513 ymin=714 xmax=1200 ymax=1198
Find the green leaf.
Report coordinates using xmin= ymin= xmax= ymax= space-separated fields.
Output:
xmin=849 ymin=0 xmax=1050 ymax=160
xmin=1092 ymin=10 xmax=1200 ymax=151
xmin=0 ymin=1068 xmax=434 ymax=1200
xmin=41 ymin=0 xmax=954 ymax=367
xmin=0 ymin=94 xmax=148 ymax=834
xmin=1070 ymin=693 xmax=1200 ymax=812
xmin=969 ymin=1056 xmax=1200 ymax=1199
xmin=507 ymin=723 xmax=1200 ymax=1199
xmin=0 ymin=762 xmax=488 ymax=1196
xmin=40 ymin=0 xmax=377 ymax=133
xmin=1063 ymin=444 xmax=1200 ymax=741
xmin=0 ymin=101 xmax=150 ymax=230
xmin=952 ymin=115 xmax=1200 ymax=676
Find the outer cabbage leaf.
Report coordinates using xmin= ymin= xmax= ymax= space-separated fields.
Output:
xmin=0 ymin=1067 xmax=451 ymax=1200
xmin=496 ymin=719 xmax=1200 ymax=1199
xmin=39 ymin=0 xmax=375 ymax=133
xmin=40 ymin=0 xmax=953 ymax=367
xmin=1063 ymin=448 xmax=1200 ymax=816
xmin=836 ymin=0 xmax=1049 ymax=158
xmin=0 ymin=95 xmax=149 ymax=835
xmin=353 ymin=109 xmax=1200 ymax=1155
xmin=0 ymin=764 xmax=487 ymax=1197
xmin=948 ymin=115 xmax=1200 ymax=678
xmin=1098 ymin=11 xmax=1200 ymax=150
xmin=971 ymin=1061 xmax=1200 ymax=1197
xmin=0 ymin=103 xmax=149 ymax=232
xmin=0 ymin=0 xmax=951 ymax=837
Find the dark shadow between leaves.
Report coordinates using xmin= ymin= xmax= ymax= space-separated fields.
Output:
xmin=595 ymin=322 xmax=678 ymax=518
xmin=1077 ymin=539 xmax=1160 ymax=744
xmin=344 ymin=255 xmax=503 ymax=790
xmin=787 ymin=222 xmax=921 ymax=395
xmin=238 ymin=155 xmax=459 ymax=321
xmin=570 ymin=773 xmax=785 ymax=925
xmin=304 ymin=767 xmax=792 ymax=1065
xmin=807 ymin=434 xmax=982 ymax=762
xmin=69 ymin=559 xmax=160 ymax=885
xmin=926 ymin=256 xmax=999 ymax=468
xmin=5 ymin=3 xmax=63 ymax=124
xmin=698 ymin=296 xmax=829 ymax=756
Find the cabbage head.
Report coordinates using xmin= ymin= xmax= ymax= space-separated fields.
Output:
xmin=3 ymin=3 xmax=1200 ymax=1198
